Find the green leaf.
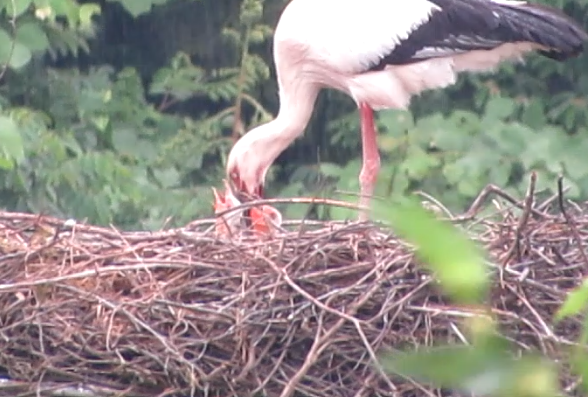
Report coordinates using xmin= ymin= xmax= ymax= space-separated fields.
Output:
xmin=458 ymin=177 xmax=484 ymax=197
xmin=442 ymin=161 xmax=466 ymax=185
xmin=0 ymin=28 xmax=32 ymax=69
xmin=432 ymin=125 xmax=472 ymax=152
xmin=1 ymin=0 xmax=32 ymax=17
xmin=521 ymin=100 xmax=547 ymax=130
xmin=389 ymin=171 xmax=409 ymax=196
xmin=555 ymin=279 xmax=588 ymax=322
xmin=0 ymin=115 xmax=24 ymax=169
xmin=372 ymin=197 xmax=488 ymax=305
xmin=319 ymin=162 xmax=343 ymax=177
xmin=381 ymin=347 xmax=558 ymax=397
xmin=107 ymin=0 xmax=154 ymax=17
xmin=49 ymin=0 xmax=78 ymax=23
xmin=379 ymin=109 xmax=414 ymax=137
xmin=112 ymin=127 xmax=159 ymax=161
xmin=489 ymin=161 xmax=512 ymax=187
xmin=90 ymin=115 xmax=110 ymax=132
xmin=444 ymin=147 xmax=495 ymax=197
xmin=16 ymin=22 xmax=50 ymax=52
xmin=153 ymin=167 xmax=180 ymax=189
xmin=483 ymin=95 xmax=515 ymax=122
xmin=381 ymin=345 xmax=507 ymax=393
xmin=569 ymin=351 xmax=588 ymax=394
xmin=561 ymin=136 xmax=588 ymax=180
xmin=79 ymin=3 xmax=101 ymax=29
xmin=149 ymin=53 xmax=206 ymax=100
xmin=489 ymin=122 xmax=534 ymax=157
xmin=401 ymin=145 xmax=440 ymax=179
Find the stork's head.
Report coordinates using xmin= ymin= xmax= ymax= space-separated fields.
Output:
xmin=225 ymin=132 xmax=270 ymax=203
xmin=213 ymin=180 xmax=282 ymax=238
xmin=219 ymin=122 xmax=289 ymax=237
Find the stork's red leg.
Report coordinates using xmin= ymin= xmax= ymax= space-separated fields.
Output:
xmin=358 ymin=103 xmax=381 ymax=221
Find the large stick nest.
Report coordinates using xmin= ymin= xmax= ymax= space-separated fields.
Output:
xmin=1 ymin=180 xmax=587 ymax=397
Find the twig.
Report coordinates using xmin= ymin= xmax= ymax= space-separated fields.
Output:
xmin=502 ymin=172 xmax=536 ymax=266
xmin=558 ymin=175 xmax=588 ymax=268
xmin=454 ymin=181 xmax=551 ymax=222
xmin=210 ymin=196 xmax=368 ymax=220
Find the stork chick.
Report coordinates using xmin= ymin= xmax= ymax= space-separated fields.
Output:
xmin=213 ymin=180 xmax=283 ymax=238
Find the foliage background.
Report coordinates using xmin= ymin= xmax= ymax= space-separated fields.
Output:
xmin=0 ymin=0 xmax=586 ymax=230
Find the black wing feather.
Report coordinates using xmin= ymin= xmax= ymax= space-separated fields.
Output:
xmin=370 ymin=0 xmax=587 ymax=70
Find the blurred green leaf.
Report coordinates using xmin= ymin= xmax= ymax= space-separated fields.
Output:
xmin=107 ymin=0 xmax=168 ymax=18
xmin=381 ymin=345 xmax=507 ymax=394
xmin=0 ymin=115 xmax=24 ymax=169
xmin=569 ymin=351 xmax=588 ymax=395
xmin=49 ymin=0 xmax=78 ymax=23
xmin=401 ymin=145 xmax=440 ymax=179
xmin=153 ymin=167 xmax=180 ymax=189
xmin=318 ymin=162 xmax=344 ymax=177
xmin=380 ymin=109 xmax=414 ymax=137
xmin=483 ymin=95 xmax=516 ymax=122
xmin=372 ymin=197 xmax=488 ymax=305
xmin=79 ymin=3 xmax=101 ymax=29
xmin=0 ymin=28 xmax=31 ymax=69
xmin=521 ymin=100 xmax=547 ymax=129
xmin=489 ymin=161 xmax=512 ymax=187
xmin=381 ymin=347 xmax=559 ymax=397
xmin=555 ymin=279 xmax=588 ymax=322
xmin=1 ymin=0 xmax=32 ymax=17
xmin=16 ymin=22 xmax=50 ymax=52
xmin=149 ymin=52 xmax=207 ymax=100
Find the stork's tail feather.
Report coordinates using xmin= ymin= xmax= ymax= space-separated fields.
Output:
xmin=504 ymin=2 xmax=588 ymax=60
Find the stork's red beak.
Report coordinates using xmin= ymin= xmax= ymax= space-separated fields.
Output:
xmin=212 ymin=181 xmax=282 ymax=237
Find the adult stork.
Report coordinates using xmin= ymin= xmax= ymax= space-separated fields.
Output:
xmin=222 ymin=0 xmax=588 ymax=224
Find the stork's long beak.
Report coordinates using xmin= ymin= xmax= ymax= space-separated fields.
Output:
xmin=212 ymin=180 xmax=282 ymax=237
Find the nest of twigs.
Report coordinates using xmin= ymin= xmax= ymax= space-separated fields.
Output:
xmin=1 ymin=178 xmax=587 ymax=397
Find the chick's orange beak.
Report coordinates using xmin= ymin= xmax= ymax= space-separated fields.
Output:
xmin=212 ymin=187 xmax=232 ymax=237
xmin=212 ymin=181 xmax=283 ymax=237
xmin=212 ymin=187 xmax=225 ymax=211
xmin=250 ymin=205 xmax=282 ymax=235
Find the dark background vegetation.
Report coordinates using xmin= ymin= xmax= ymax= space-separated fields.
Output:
xmin=0 ymin=0 xmax=587 ymax=230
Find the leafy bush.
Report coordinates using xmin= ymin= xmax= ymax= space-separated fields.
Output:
xmin=0 ymin=0 xmax=586 ymax=228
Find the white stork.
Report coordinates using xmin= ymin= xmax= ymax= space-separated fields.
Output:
xmin=220 ymin=0 xmax=587 ymax=225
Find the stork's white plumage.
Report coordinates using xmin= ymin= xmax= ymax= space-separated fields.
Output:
xmin=225 ymin=0 xmax=587 ymax=221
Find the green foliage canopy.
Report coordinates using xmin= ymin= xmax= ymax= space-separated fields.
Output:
xmin=0 ymin=0 xmax=585 ymax=229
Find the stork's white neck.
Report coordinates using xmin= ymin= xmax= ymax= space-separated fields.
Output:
xmin=227 ymin=80 xmax=319 ymax=194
